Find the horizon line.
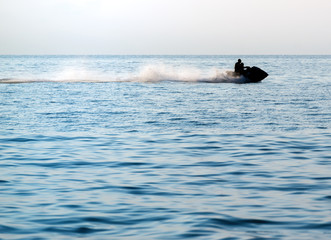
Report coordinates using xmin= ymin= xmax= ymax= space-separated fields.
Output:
xmin=1 ymin=54 xmax=331 ymax=56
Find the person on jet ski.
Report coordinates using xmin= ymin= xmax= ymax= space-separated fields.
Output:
xmin=234 ymin=59 xmax=249 ymax=75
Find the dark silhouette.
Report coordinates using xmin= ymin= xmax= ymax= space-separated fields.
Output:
xmin=235 ymin=59 xmax=252 ymax=74
xmin=232 ymin=59 xmax=268 ymax=82
xmin=243 ymin=66 xmax=268 ymax=82
xmin=234 ymin=59 xmax=245 ymax=74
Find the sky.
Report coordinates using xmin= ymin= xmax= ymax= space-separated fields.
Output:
xmin=0 ymin=0 xmax=330 ymax=55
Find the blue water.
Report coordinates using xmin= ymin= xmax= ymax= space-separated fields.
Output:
xmin=0 ymin=55 xmax=330 ymax=239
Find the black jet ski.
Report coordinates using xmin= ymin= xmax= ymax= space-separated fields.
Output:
xmin=228 ymin=66 xmax=268 ymax=83
xmin=242 ymin=66 xmax=268 ymax=82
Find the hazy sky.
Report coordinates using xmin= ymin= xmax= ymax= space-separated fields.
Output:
xmin=0 ymin=0 xmax=330 ymax=55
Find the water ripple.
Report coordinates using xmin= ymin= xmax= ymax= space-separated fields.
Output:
xmin=1 ymin=55 xmax=331 ymax=239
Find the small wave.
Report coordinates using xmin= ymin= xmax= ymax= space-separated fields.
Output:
xmin=0 ymin=64 xmax=247 ymax=84
xmin=0 ymin=78 xmax=119 ymax=84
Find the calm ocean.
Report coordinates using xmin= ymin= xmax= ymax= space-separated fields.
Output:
xmin=1 ymin=55 xmax=330 ymax=239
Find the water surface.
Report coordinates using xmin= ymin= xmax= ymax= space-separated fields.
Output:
xmin=1 ymin=55 xmax=330 ymax=239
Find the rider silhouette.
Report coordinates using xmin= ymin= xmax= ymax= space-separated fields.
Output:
xmin=234 ymin=59 xmax=244 ymax=74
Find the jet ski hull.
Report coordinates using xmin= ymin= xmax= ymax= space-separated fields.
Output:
xmin=242 ymin=66 xmax=268 ymax=82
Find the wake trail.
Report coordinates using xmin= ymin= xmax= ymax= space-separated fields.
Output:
xmin=0 ymin=64 xmax=247 ymax=84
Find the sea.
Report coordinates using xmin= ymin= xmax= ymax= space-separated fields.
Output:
xmin=0 ymin=55 xmax=330 ymax=240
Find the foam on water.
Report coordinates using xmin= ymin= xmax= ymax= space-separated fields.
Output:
xmin=133 ymin=64 xmax=247 ymax=83
xmin=0 ymin=64 xmax=246 ymax=84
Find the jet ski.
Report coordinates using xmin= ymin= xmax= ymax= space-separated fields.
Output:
xmin=228 ymin=66 xmax=268 ymax=83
